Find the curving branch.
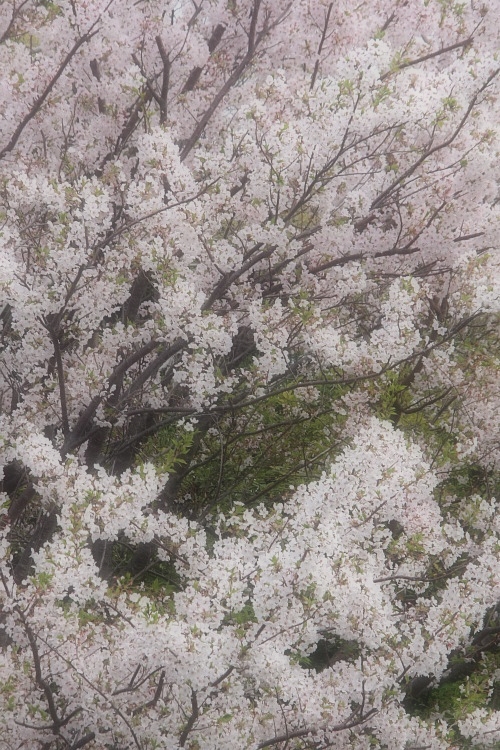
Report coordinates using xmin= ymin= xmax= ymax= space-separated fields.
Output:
xmin=18 ymin=611 xmax=84 ymax=734
xmin=31 ymin=627 xmax=143 ymax=749
xmin=61 ymin=338 xmax=161 ymax=455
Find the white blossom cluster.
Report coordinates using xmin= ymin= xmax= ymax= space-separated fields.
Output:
xmin=0 ymin=0 xmax=500 ymax=747
xmin=1 ymin=418 xmax=499 ymax=748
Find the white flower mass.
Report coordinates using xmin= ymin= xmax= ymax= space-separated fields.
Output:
xmin=0 ymin=0 xmax=500 ymax=747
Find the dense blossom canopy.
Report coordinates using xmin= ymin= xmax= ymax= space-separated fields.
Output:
xmin=0 ymin=0 xmax=500 ymax=748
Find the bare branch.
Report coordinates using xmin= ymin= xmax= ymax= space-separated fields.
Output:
xmin=32 ymin=628 xmax=143 ymax=749
xmin=98 ymin=178 xmax=219 ymax=248
xmin=210 ymin=665 xmax=234 ymax=688
xmin=379 ymin=10 xmax=396 ymax=33
xmin=18 ymin=612 xmax=83 ymax=732
xmin=453 ymin=231 xmax=485 ymax=242
xmin=131 ymin=669 xmax=166 ymax=714
xmin=62 ymin=338 xmax=161 ymax=455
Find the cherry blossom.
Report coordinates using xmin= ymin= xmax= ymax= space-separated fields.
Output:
xmin=1 ymin=0 xmax=500 ymax=747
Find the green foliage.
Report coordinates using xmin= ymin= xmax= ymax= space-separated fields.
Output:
xmin=38 ymin=0 xmax=62 ymax=14
xmin=77 ymin=602 xmax=106 ymax=627
xmin=138 ymin=425 xmax=195 ymax=476
xmin=289 ymin=636 xmax=360 ymax=672
xmin=373 ymin=368 xmax=413 ymax=421
xmin=132 ymin=310 xmax=500 ymax=740
xmin=224 ymin=603 xmax=257 ymax=627
xmin=436 ymin=464 xmax=500 ymax=538
xmin=409 ymin=652 xmax=500 ymax=748
xmin=30 ymin=571 xmax=54 ymax=591
xmin=112 ymin=542 xmax=181 ymax=591
xmin=372 ymin=83 xmax=392 ymax=109
xmin=144 ymin=377 xmax=350 ymax=516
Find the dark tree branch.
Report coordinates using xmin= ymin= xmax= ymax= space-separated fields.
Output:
xmin=380 ymin=34 xmax=475 ymax=81
xmin=181 ymin=22 xmax=226 ymax=94
xmin=310 ymin=3 xmax=333 ymax=90
xmin=179 ymin=689 xmax=199 ymax=746
xmin=34 ymin=629 xmax=143 ymax=749
xmin=90 ymin=58 xmax=106 ymax=113
xmin=43 ymin=319 xmax=70 ymax=437
xmin=116 ymin=337 xmax=186 ymax=406
xmin=379 ymin=10 xmax=396 ymax=33
xmin=62 ymin=338 xmax=161 ymax=455
xmin=0 ymin=0 xmax=31 ymax=45
xmin=0 ymin=28 xmax=100 ymax=160
xmin=18 ymin=612 xmax=84 ymax=733
xmin=155 ymin=35 xmax=171 ymax=124
xmin=256 ymin=708 xmax=378 ymax=748
xmin=179 ymin=0 xmax=292 ymax=161
xmin=210 ymin=665 xmax=234 ymax=687
xmin=97 ymin=178 xmax=219 ymax=249
xmin=113 ymin=664 xmax=164 ymax=696
xmin=132 ymin=669 xmax=165 ymax=714
xmin=453 ymin=231 xmax=484 ymax=243
xmin=122 ymin=313 xmax=480 ymax=437
xmin=201 ymin=244 xmax=275 ymax=311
